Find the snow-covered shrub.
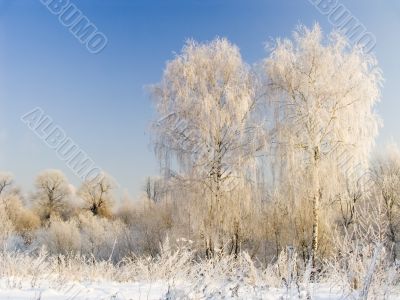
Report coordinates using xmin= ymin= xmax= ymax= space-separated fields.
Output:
xmin=116 ymin=197 xmax=172 ymax=257
xmin=78 ymin=212 xmax=128 ymax=261
xmin=3 ymin=194 xmax=40 ymax=236
xmin=33 ymin=217 xmax=81 ymax=255
xmin=326 ymin=200 xmax=400 ymax=299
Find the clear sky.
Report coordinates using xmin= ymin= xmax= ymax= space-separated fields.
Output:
xmin=0 ymin=0 xmax=399 ymax=198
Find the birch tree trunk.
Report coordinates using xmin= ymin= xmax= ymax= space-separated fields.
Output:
xmin=311 ymin=146 xmax=321 ymax=269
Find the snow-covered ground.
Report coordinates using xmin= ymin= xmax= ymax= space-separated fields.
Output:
xmin=0 ymin=280 xmax=167 ymax=300
xmin=0 ymin=279 xmax=346 ymax=300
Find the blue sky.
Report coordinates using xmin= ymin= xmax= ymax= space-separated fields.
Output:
xmin=0 ymin=0 xmax=399 ymax=197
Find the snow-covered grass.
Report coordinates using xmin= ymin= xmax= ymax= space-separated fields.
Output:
xmin=0 ymin=242 xmax=399 ymax=300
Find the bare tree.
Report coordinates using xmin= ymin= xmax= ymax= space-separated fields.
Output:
xmin=34 ymin=169 xmax=71 ymax=221
xmin=264 ymin=25 xmax=382 ymax=266
xmin=78 ymin=173 xmax=115 ymax=217
xmin=0 ymin=172 xmax=13 ymax=197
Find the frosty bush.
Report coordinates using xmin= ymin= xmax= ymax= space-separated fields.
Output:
xmin=34 ymin=217 xmax=81 ymax=255
xmin=3 ymin=194 xmax=40 ymax=236
xmin=78 ymin=212 xmax=128 ymax=261
xmin=326 ymin=200 xmax=399 ymax=299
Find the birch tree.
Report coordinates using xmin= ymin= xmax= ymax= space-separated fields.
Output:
xmin=152 ymin=38 xmax=265 ymax=256
xmin=264 ymin=25 xmax=382 ymax=266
